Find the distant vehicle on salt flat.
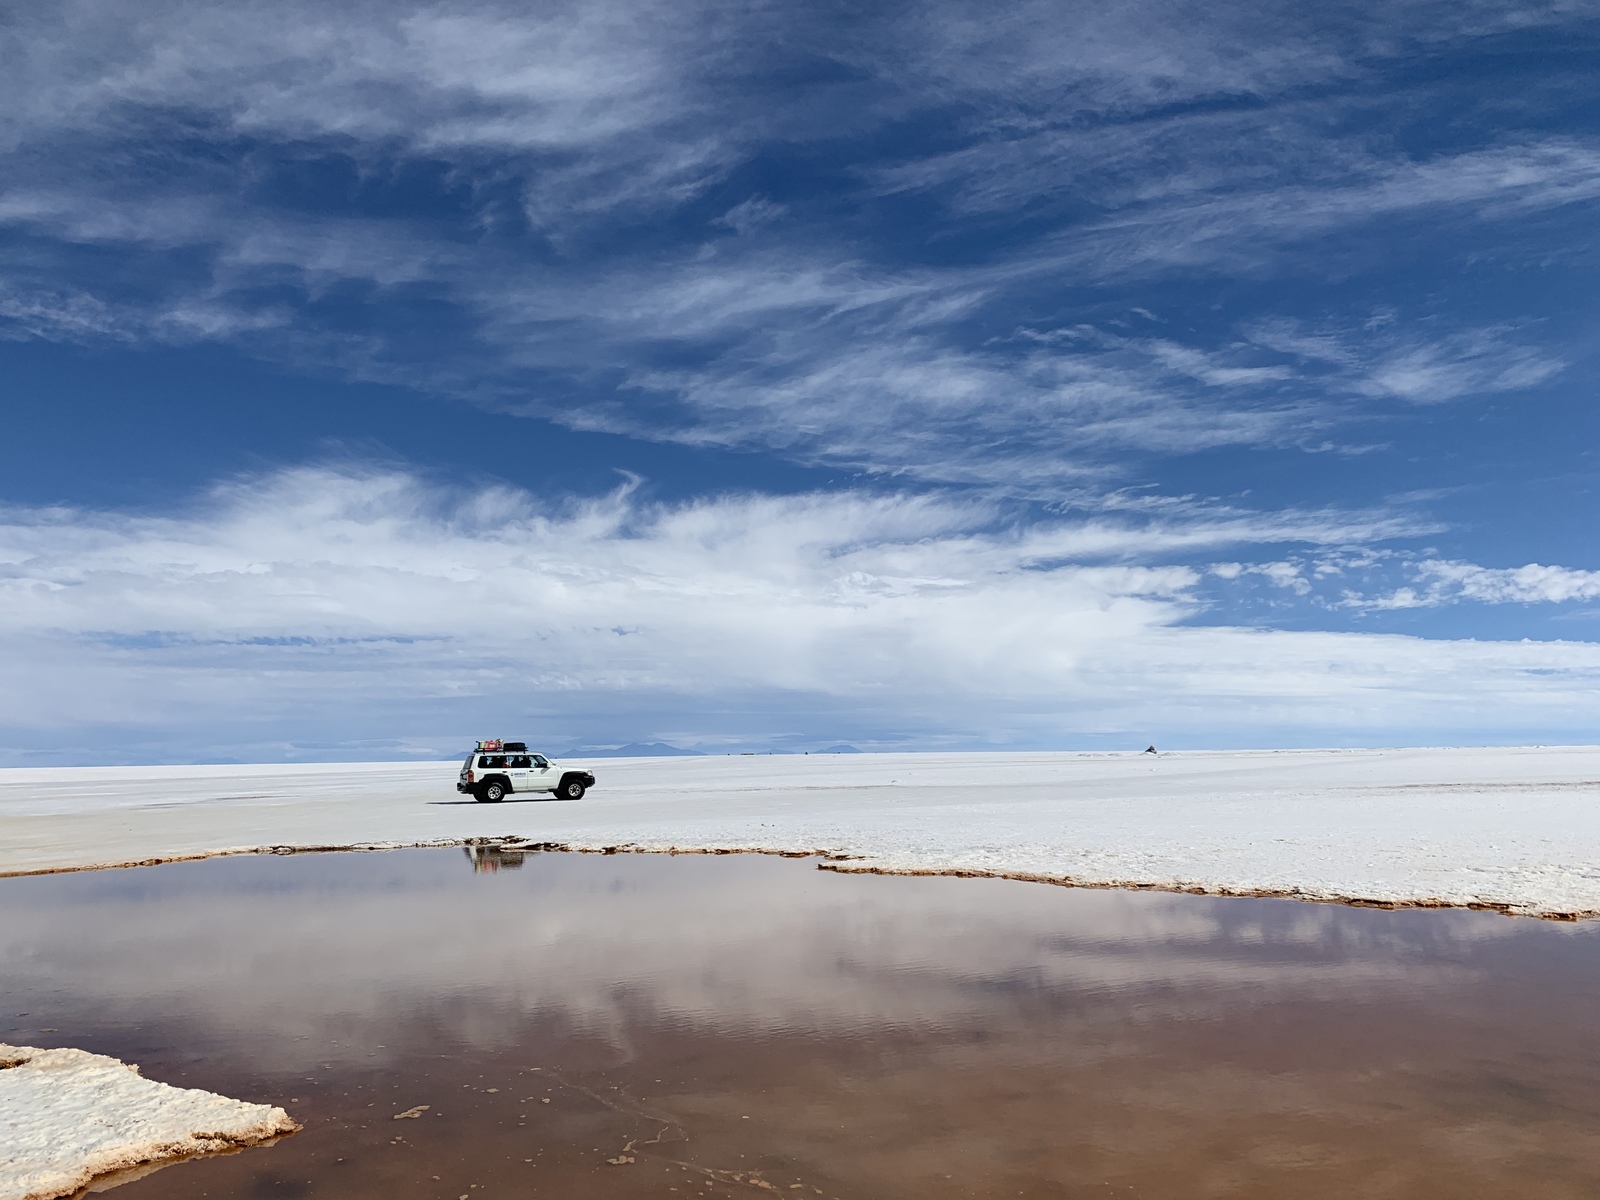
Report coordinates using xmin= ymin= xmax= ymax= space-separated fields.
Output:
xmin=457 ymin=740 xmax=595 ymax=803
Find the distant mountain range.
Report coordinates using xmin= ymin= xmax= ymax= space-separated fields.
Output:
xmin=560 ymin=742 xmax=705 ymax=758
xmin=561 ymin=742 xmax=865 ymax=757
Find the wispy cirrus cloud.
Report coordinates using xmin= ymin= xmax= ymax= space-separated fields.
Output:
xmin=0 ymin=184 xmax=1564 ymax=488
xmin=0 ymin=0 xmax=1590 ymax=490
xmin=1243 ymin=317 xmax=1565 ymax=405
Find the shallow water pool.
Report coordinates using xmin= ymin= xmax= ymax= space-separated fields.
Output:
xmin=5 ymin=847 xmax=1600 ymax=1199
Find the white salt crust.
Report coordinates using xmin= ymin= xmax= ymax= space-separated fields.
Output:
xmin=0 ymin=1044 xmax=296 ymax=1200
xmin=2 ymin=747 xmax=1600 ymax=916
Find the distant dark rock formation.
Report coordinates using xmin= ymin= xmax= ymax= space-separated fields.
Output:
xmin=564 ymin=742 xmax=705 ymax=757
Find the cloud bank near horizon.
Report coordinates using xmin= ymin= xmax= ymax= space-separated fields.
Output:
xmin=1 ymin=466 xmax=1596 ymax=763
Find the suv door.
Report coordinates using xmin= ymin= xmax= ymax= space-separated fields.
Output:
xmin=529 ymin=754 xmax=555 ymax=793
xmin=506 ymin=755 xmax=534 ymax=790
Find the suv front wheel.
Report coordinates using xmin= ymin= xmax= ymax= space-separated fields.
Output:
xmin=556 ymin=776 xmax=587 ymax=800
xmin=477 ymin=780 xmax=506 ymax=803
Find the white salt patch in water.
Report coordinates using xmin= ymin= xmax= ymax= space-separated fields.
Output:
xmin=0 ymin=1044 xmax=296 ymax=1200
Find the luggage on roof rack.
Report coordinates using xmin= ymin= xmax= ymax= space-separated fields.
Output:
xmin=504 ymin=741 xmax=527 ymax=752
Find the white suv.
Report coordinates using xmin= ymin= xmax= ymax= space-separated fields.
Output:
xmin=457 ymin=742 xmax=594 ymax=803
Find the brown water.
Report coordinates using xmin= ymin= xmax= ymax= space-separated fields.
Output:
xmin=6 ymin=847 xmax=1600 ymax=1200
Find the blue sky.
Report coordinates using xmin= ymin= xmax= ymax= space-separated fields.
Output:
xmin=2 ymin=0 xmax=1598 ymax=763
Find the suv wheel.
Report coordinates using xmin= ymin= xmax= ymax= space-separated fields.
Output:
xmin=478 ymin=780 xmax=506 ymax=803
xmin=557 ymin=777 xmax=587 ymax=800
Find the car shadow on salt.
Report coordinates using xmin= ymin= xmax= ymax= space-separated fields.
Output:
xmin=426 ymin=795 xmax=580 ymax=805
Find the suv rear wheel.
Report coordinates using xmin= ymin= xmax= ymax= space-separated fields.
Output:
xmin=478 ymin=779 xmax=506 ymax=803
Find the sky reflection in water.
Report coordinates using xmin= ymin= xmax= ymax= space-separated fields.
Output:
xmin=5 ymin=848 xmax=1600 ymax=1199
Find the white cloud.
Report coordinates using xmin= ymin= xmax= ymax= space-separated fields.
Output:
xmin=3 ymin=1 xmax=719 ymax=170
xmin=0 ymin=466 xmax=1595 ymax=759
xmin=15 ymin=0 xmax=1551 ymax=167
xmin=867 ymin=0 xmax=1587 ymax=124
xmin=1018 ymin=138 xmax=1600 ymax=285
xmin=1206 ymin=558 xmax=1317 ymax=598
xmin=1247 ymin=318 xmax=1565 ymax=406
xmin=714 ymin=196 xmax=788 ymax=235
xmin=1202 ymin=549 xmax=1600 ymax=614
xmin=1367 ymin=560 xmax=1600 ymax=609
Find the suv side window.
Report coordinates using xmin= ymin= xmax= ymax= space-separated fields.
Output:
xmin=532 ymin=755 xmax=549 ymax=768
xmin=508 ymin=755 xmax=532 ymax=768
xmin=479 ymin=755 xmax=506 ymax=769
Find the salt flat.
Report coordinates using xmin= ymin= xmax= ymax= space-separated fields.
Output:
xmin=0 ymin=1043 xmax=295 ymax=1200
xmin=3 ymin=748 xmax=1599 ymax=917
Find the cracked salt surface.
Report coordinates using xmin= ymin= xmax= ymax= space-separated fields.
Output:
xmin=3 ymin=746 xmax=1599 ymax=916
xmin=0 ymin=1044 xmax=296 ymax=1200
